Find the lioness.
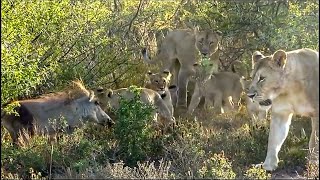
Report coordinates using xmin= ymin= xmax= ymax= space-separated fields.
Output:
xmin=144 ymin=70 xmax=175 ymax=116
xmin=95 ymin=87 xmax=175 ymax=128
xmin=247 ymin=48 xmax=319 ymax=171
xmin=141 ymin=27 xmax=222 ymax=110
xmin=240 ymin=78 xmax=271 ymax=122
xmin=187 ymin=63 xmax=243 ymax=114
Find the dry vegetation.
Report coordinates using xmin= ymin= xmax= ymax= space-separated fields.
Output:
xmin=1 ymin=0 xmax=318 ymax=179
xmin=1 ymin=100 xmax=317 ymax=179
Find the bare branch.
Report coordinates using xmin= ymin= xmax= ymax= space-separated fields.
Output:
xmin=125 ymin=0 xmax=144 ymax=37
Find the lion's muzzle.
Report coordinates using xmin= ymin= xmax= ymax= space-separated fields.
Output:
xmin=247 ymin=92 xmax=257 ymax=99
xmin=259 ymin=99 xmax=272 ymax=106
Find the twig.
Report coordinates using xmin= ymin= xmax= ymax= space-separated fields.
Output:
xmin=125 ymin=0 xmax=144 ymax=37
xmin=49 ymin=143 xmax=54 ymax=180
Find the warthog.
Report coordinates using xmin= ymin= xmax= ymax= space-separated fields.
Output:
xmin=1 ymin=81 xmax=114 ymax=144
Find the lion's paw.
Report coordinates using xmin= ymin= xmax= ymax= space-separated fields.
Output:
xmin=262 ymin=161 xmax=278 ymax=171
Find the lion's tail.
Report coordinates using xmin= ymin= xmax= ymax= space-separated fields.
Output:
xmin=141 ymin=48 xmax=158 ymax=65
xmin=229 ymin=60 xmax=247 ymax=79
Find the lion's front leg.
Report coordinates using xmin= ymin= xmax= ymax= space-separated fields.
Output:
xmin=263 ymin=111 xmax=293 ymax=171
xmin=187 ymin=83 xmax=202 ymax=114
xmin=176 ymin=68 xmax=192 ymax=109
xmin=309 ymin=115 xmax=319 ymax=164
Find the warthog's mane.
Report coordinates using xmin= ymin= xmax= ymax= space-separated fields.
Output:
xmin=37 ymin=80 xmax=91 ymax=103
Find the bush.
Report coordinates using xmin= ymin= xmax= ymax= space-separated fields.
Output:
xmin=198 ymin=152 xmax=236 ymax=179
xmin=244 ymin=165 xmax=271 ymax=179
xmin=112 ymin=85 xmax=161 ymax=166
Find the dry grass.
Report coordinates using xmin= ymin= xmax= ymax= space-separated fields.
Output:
xmin=1 ymin=104 xmax=318 ymax=179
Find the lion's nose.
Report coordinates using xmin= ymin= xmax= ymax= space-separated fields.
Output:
xmin=247 ymin=93 xmax=256 ymax=99
xmin=202 ymin=53 xmax=208 ymax=57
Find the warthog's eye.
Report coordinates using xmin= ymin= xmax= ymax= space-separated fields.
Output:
xmin=258 ymin=76 xmax=266 ymax=83
xmin=155 ymin=80 xmax=159 ymax=83
xmin=94 ymin=100 xmax=100 ymax=105
xmin=209 ymin=41 xmax=214 ymax=45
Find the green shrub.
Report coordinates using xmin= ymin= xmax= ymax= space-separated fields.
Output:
xmin=112 ymin=85 xmax=159 ymax=166
xmin=198 ymin=152 xmax=236 ymax=179
xmin=244 ymin=165 xmax=271 ymax=179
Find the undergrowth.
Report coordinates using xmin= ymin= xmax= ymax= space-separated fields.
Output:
xmin=1 ymin=93 xmax=315 ymax=179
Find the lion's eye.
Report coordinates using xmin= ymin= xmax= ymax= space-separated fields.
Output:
xmin=258 ymin=76 xmax=266 ymax=83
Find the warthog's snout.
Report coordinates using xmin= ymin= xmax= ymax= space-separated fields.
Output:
xmin=106 ymin=117 xmax=115 ymax=127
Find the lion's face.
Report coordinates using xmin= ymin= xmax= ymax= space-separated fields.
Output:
xmin=95 ymin=88 xmax=121 ymax=110
xmin=192 ymin=62 xmax=215 ymax=83
xmin=194 ymin=28 xmax=222 ymax=58
xmin=146 ymin=70 xmax=172 ymax=95
xmin=247 ymin=50 xmax=287 ymax=106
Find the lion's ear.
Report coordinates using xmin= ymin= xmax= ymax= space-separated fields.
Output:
xmin=272 ymin=50 xmax=287 ymax=69
xmin=96 ymin=87 xmax=105 ymax=95
xmin=194 ymin=26 xmax=200 ymax=34
xmin=147 ymin=71 xmax=153 ymax=76
xmin=252 ymin=51 xmax=265 ymax=65
xmin=162 ymin=69 xmax=172 ymax=80
xmin=106 ymin=89 xmax=113 ymax=98
xmin=215 ymin=30 xmax=223 ymax=40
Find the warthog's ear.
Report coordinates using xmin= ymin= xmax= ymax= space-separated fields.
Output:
xmin=89 ymin=90 xmax=95 ymax=102
xmin=106 ymin=89 xmax=113 ymax=98
xmin=252 ymin=51 xmax=265 ymax=68
xmin=272 ymin=50 xmax=287 ymax=69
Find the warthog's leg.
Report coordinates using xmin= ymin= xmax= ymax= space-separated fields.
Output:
xmin=263 ymin=111 xmax=293 ymax=171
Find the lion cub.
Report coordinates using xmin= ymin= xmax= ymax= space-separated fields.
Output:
xmin=188 ymin=63 xmax=243 ymax=114
xmin=144 ymin=70 xmax=177 ymax=117
xmin=95 ymin=87 xmax=175 ymax=128
xmin=142 ymin=27 xmax=222 ymax=109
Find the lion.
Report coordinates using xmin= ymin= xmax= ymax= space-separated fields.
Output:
xmin=227 ymin=60 xmax=250 ymax=79
xmin=240 ymin=78 xmax=271 ymax=122
xmin=141 ymin=27 xmax=222 ymax=110
xmin=144 ymin=70 xmax=175 ymax=116
xmin=187 ymin=63 xmax=243 ymax=114
xmin=95 ymin=87 xmax=175 ymax=128
xmin=247 ymin=48 xmax=319 ymax=171
xmin=228 ymin=58 xmax=271 ymax=122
